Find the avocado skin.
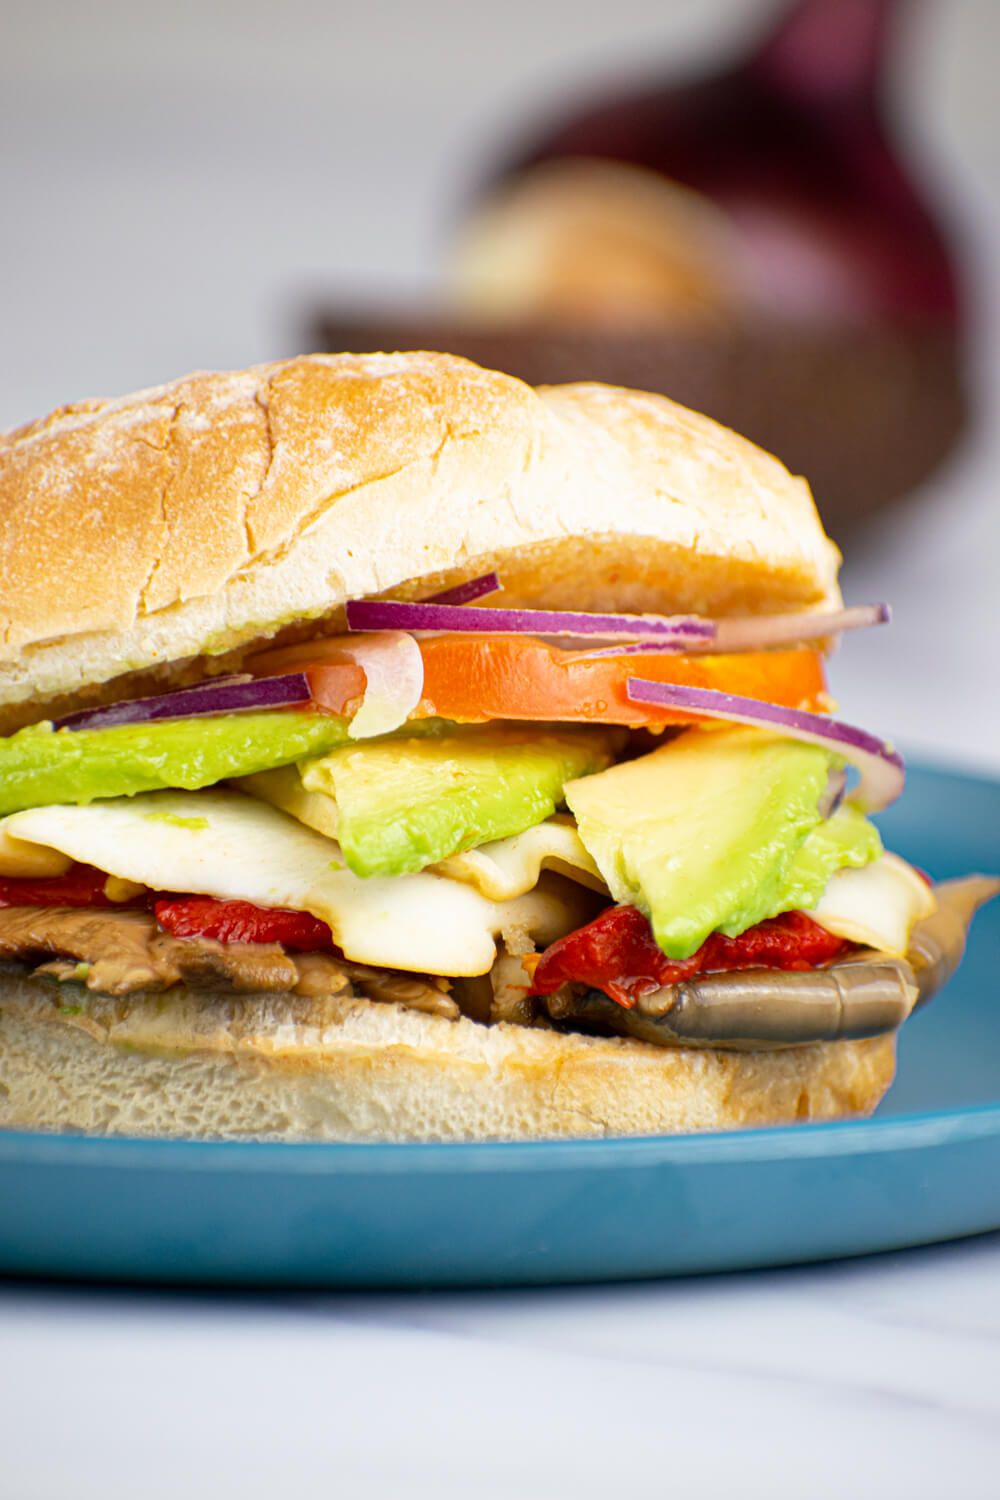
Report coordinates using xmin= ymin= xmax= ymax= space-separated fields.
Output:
xmin=566 ymin=728 xmax=879 ymax=961
xmin=0 ymin=713 xmax=351 ymax=815
xmin=297 ymin=726 xmax=616 ymax=878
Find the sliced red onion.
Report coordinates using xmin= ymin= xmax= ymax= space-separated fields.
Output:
xmin=326 ymin=631 xmax=425 ymax=739
xmin=707 ymin=603 xmax=891 ymax=653
xmin=346 ymin=596 xmax=889 ymax=654
xmin=424 ymin=571 xmax=502 ymax=606
xmin=564 ymin=604 xmax=890 ymax=659
xmin=625 ymin=678 xmax=905 ymax=812
xmin=346 ymin=598 xmax=714 ymax=644
xmin=563 ymin=641 xmax=704 ymax=661
xmin=818 ymin=767 xmax=849 ymax=819
xmin=54 ymin=674 xmax=310 ymax=732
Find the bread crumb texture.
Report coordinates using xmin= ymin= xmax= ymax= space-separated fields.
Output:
xmin=0 ymin=982 xmax=894 ymax=1140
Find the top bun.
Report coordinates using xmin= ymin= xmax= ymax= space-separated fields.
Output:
xmin=0 ymin=352 xmax=840 ymax=722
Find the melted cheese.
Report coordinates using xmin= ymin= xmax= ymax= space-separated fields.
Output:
xmin=238 ymin=765 xmax=340 ymax=839
xmin=0 ymin=824 xmax=73 ymax=878
xmin=434 ymin=818 xmax=607 ymax=900
xmin=807 ymin=853 xmax=936 ymax=957
xmin=0 ymin=790 xmax=934 ymax=975
xmin=0 ymin=791 xmax=596 ymax=976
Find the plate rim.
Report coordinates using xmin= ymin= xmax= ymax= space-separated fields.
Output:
xmin=3 ymin=1099 xmax=1000 ymax=1177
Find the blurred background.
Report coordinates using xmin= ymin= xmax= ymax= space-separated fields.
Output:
xmin=1 ymin=0 xmax=997 ymax=770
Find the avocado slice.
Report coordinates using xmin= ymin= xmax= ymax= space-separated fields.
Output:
xmin=240 ymin=725 xmax=617 ymax=878
xmin=0 ymin=712 xmax=352 ymax=815
xmin=565 ymin=727 xmax=878 ymax=960
xmin=759 ymin=803 xmax=881 ymax=928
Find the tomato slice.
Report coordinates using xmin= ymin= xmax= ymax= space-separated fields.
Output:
xmin=154 ymin=896 xmax=334 ymax=951
xmin=529 ymin=904 xmax=850 ymax=1008
xmin=258 ymin=634 xmax=827 ymax=728
xmin=415 ymin=636 xmax=827 ymax=726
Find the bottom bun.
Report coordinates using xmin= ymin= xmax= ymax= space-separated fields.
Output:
xmin=0 ymin=978 xmax=897 ymax=1141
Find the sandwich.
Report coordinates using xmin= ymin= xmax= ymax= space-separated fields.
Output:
xmin=0 ymin=352 xmax=993 ymax=1140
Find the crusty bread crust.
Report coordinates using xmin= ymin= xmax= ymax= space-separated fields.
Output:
xmin=0 ymin=352 xmax=840 ymax=722
xmin=0 ymin=979 xmax=894 ymax=1141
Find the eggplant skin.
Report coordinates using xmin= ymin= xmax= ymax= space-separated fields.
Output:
xmin=546 ymin=876 xmax=1000 ymax=1051
xmin=908 ymin=875 xmax=1000 ymax=1009
xmin=555 ymin=965 xmax=914 ymax=1051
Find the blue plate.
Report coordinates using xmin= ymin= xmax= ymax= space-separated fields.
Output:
xmin=1 ymin=760 xmax=998 ymax=1288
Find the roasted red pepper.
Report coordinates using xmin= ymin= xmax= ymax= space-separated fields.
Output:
xmin=0 ymin=864 xmax=143 ymax=909
xmin=0 ymin=867 xmax=334 ymax=950
xmin=153 ymin=895 xmax=334 ymax=952
xmin=530 ymin=904 xmax=850 ymax=1008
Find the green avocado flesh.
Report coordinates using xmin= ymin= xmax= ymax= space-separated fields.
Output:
xmin=565 ymin=728 xmax=880 ymax=960
xmin=756 ymin=803 xmax=882 ymax=928
xmin=244 ymin=725 xmax=617 ymax=878
xmin=0 ymin=712 xmax=352 ymax=815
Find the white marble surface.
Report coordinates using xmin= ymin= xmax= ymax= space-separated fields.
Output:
xmin=3 ymin=1231 xmax=1000 ymax=1498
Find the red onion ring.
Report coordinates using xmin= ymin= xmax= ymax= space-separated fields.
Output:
xmin=707 ymin=603 xmax=890 ymax=653
xmin=424 ymin=571 xmax=502 ymax=606
xmin=54 ymin=673 xmax=310 ymax=733
xmin=561 ymin=641 xmax=721 ymax=661
xmin=818 ymin=767 xmax=849 ymax=819
xmin=326 ymin=631 xmax=424 ymax=739
xmin=625 ymin=678 xmax=905 ymax=812
xmin=346 ymin=598 xmax=714 ymax=644
xmin=562 ymin=604 xmax=890 ymax=659
xmin=346 ymin=595 xmax=889 ymax=654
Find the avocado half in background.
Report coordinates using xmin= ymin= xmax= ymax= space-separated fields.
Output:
xmin=313 ymin=0 xmax=968 ymax=535
xmin=0 ymin=351 xmax=993 ymax=1142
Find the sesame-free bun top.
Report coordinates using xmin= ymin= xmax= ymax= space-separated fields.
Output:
xmin=0 ymin=351 xmax=841 ymax=719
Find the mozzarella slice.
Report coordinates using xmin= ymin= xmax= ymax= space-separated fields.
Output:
xmin=433 ymin=818 xmax=607 ymax=900
xmin=0 ymin=791 xmax=596 ymax=976
xmin=807 ymin=852 xmax=936 ymax=957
